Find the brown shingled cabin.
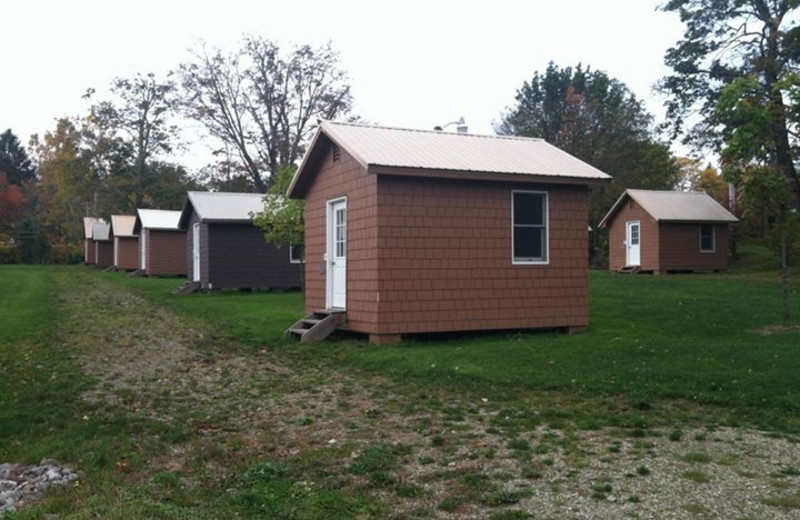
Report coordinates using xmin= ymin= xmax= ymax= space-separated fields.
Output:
xmin=178 ymin=191 xmax=302 ymax=290
xmin=92 ymin=220 xmax=113 ymax=268
xmin=110 ymin=215 xmax=138 ymax=271
xmin=83 ymin=217 xmax=97 ymax=264
xmin=134 ymin=209 xmax=187 ymax=276
xmin=286 ymin=121 xmax=612 ymax=345
xmin=599 ymin=189 xmax=738 ymax=274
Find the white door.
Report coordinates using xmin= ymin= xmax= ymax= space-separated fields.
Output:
xmin=327 ymin=198 xmax=347 ymax=309
xmin=626 ymin=221 xmax=641 ymax=267
xmin=114 ymin=237 xmax=119 ymax=267
xmin=140 ymin=232 xmax=147 ymax=270
xmin=192 ymin=223 xmax=201 ymax=282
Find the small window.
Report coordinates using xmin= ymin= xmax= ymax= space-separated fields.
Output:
xmin=512 ymin=191 xmax=548 ymax=264
xmin=332 ymin=144 xmax=341 ymax=162
xmin=290 ymin=243 xmax=305 ymax=263
xmin=700 ymin=225 xmax=715 ymax=253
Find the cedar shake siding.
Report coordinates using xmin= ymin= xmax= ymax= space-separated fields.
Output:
xmin=303 ymin=142 xmax=379 ymax=333
xmin=658 ymin=224 xmax=729 ymax=271
xmin=607 ymin=199 xmax=660 ymax=272
xmin=144 ymin=230 xmax=187 ymax=276
xmin=301 ymin=140 xmax=589 ymax=336
xmin=114 ymin=236 xmax=139 ymax=270
xmin=374 ymin=176 xmax=590 ymax=335
xmin=95 ymin=241 xmax=113 ymax=267
xmin=602 ymin=190 xmax=737 ymax=273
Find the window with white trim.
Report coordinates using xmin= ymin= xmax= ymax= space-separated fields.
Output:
xmin=512 ymin=190 xmax=548 ymax=264
xmin=289 ymin=243 xmax=305 ymax=263
xmin=700 ymin=225 xmax=715 ymax=253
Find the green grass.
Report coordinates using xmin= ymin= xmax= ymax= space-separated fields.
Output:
xmin=94 ymin=265 xmax=800 ymax=433
xmin=95 ymin=271 xmax=302 ymax=345
xmin=2 ymin=262 xmax=800 ymax=517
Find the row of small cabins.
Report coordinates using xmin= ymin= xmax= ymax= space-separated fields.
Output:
xmin=82 ymin=121 xmax=737 ymax=344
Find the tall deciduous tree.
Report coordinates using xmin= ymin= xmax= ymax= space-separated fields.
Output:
xmin=87 ymin=72 xmax=181 ymax=209
xmin=497 ymin=63 xmax=679 ymax=262
xmin=660 ymin=0 xmax=800 ymax=326
xmin=178 ymin=36 xmax=353 ymax=193
xmin=660 ymin=0 xmax=800 ymax=209
xmin=0 ymin=129 xmax=36 ymax=185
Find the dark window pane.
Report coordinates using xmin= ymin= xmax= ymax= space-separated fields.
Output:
xmin=514 ymin=192 xmax=544 ymax=225
xmin=290 ymin=244 xmax=304 ymax=262
xmin=514 ymin=227 xmax=544 ymax=259
xmin=700 ymin=225 xmax=714 ymax=251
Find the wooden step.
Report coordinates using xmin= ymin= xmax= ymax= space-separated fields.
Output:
xmin=173 ymin=281 xmax=201 ymax=294
xmin=286 ymin=310 xmax=346 ymax=342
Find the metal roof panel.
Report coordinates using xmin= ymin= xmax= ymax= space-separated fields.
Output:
xmin=137 ymin=209 xmax=182 ymax=230
xmin=187 ymin=191 xmax=265 ymax=222
xmin=110 ymin=215 xmax=137 ymax=237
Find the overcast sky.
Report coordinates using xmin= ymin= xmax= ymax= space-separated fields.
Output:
xmin=2 ymin=1 xmax=685 ymax=169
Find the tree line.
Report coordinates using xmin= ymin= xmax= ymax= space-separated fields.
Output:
xmin=2 ymin=1 xmax=799 ymax=286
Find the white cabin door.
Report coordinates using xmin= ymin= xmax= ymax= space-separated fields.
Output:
xmin=327 ymin=198 xmax=347 ymax=309
xmin=114 ymin=237 xmax=119 ymax=267
xmin=626 ymin=221 xmax=641 ymax=267
xmin=192 ymin=223 xmax=201 ymax=282
xmin=140 ymin=232 xmax=147 ymax=270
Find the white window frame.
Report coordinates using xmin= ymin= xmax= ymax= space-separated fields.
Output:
xmin=511 ymin=190 xmax=549 ymax=265
xmin=289 ymin=243 xmax=304 ymax=264
xmin=700 ymin=224 xmax=715 ymax=253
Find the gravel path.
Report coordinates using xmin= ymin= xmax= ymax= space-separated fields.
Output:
xmin=40 ymin=275 xmax=800 ymax=519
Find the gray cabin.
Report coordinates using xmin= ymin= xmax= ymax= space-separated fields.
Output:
xmin=178 ymin=191 xmax=302 ymax=290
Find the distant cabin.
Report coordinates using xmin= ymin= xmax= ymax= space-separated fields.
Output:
xmin=287 ymin=121 xmax=611 ymax=344
xmin=134 ymin=209 xmax=187 ymax=276
xmin=599 ymin=189 xmax=738 ymax=274
xmin=92 ymin=221 xmax=113 ymax=268
xmin=178 ymin=191 xmax=302 ymax=290
xmin=110 ymin=215 xmax=138 ymax=271
xmin=83 ymin=217 xmax=97 ymax=264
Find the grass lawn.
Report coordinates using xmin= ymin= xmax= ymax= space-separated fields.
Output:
xmin=102 ymin=263 xmax=800 ymax=433
xmin=1 ymin=260 xmax=799 ymax=519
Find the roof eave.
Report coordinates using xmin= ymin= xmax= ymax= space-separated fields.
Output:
xmin=657 ymin=218 xmax=740 ymax=224
xmin=288 ymin=121 xmax=372 ymax=199
xmin=177 ymin=194 xmax=197 ymax=230
xmin=598 ymin=191 xmax=630 ymax=229
xmin=369 ymin=165 xmax=611 ymax=186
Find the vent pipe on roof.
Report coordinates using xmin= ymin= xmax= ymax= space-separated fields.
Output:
xmin=434 ymin=116 xmax=467 ymax=133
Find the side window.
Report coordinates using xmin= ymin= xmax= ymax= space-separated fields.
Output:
xmin=290 ymin=243 xmax=305 ymax=263
xmin=700 ymin=225 xmax=715 ymax=252
xmin=512 ymin=191 xmax=548 ymax=264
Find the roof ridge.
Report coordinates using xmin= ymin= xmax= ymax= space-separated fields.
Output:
xmin=189 ymin=191 xmax=264 ymax=197
xmin=323 ymin=120 xmax=545 ymax=143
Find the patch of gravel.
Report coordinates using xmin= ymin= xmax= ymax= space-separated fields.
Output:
xmin=0 ymin=460 xmax=80 ymax=517
xmin=59 ymin=276 xmax=800 ymax=519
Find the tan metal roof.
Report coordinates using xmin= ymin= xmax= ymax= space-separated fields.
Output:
xmin=92 ymin=221 xmax=111 ymax=241
xmin=599 ymin=189 xmax=738 ymax=228
xmin=83 ymin=217 xmax=97 ymax=239
xmin=289 ymin=121 xmax=611 ymax=197
xmin=185 ymin=191 xmax=265 ymax=222
xmin=137 ymin=209 xmax=182 ymax=230
xmin=110 ymin=215 xmax=137 ymax=237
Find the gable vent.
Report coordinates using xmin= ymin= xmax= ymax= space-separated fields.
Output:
xmin=332 ymin=144 xmax=341 ymax=162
